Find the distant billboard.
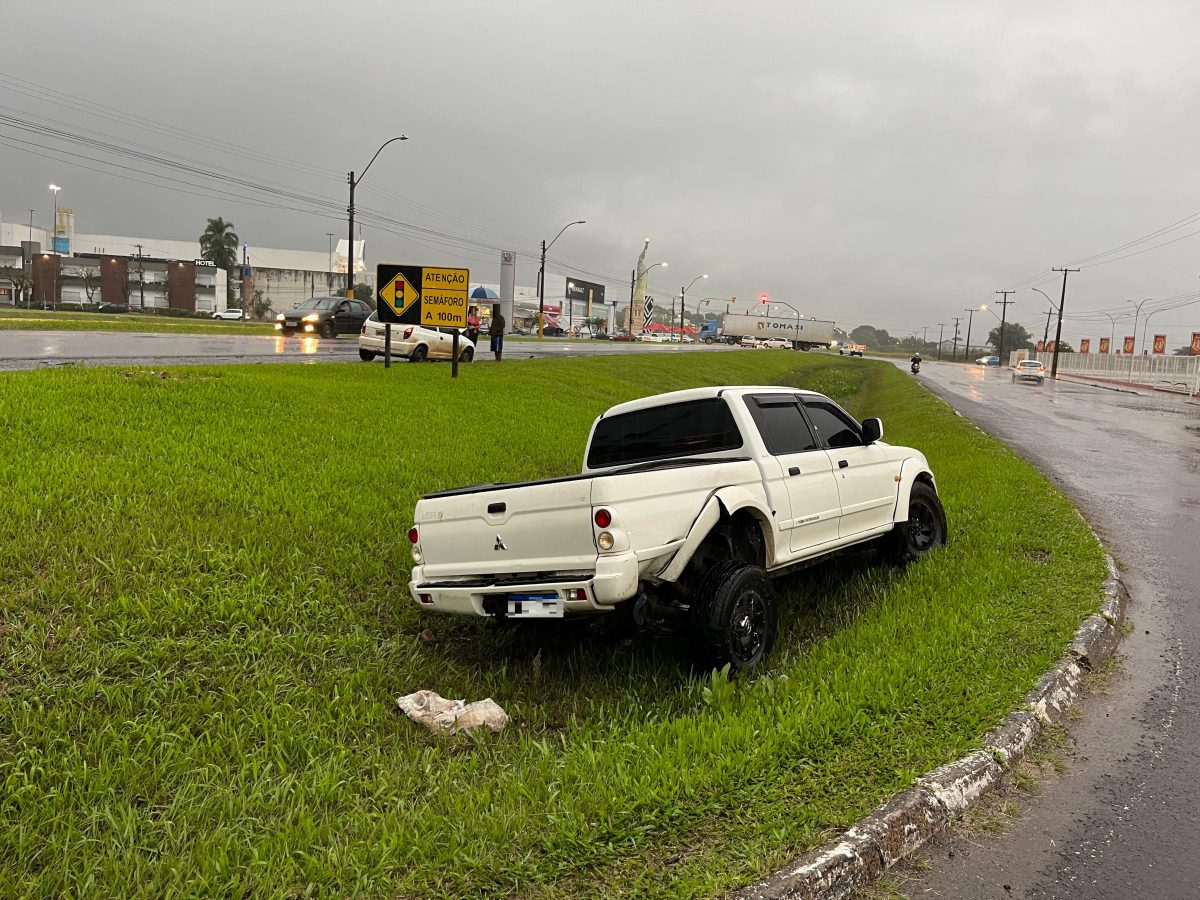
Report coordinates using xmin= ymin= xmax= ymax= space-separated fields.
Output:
xmin=565 ymin=278 xmax=605 ymax=317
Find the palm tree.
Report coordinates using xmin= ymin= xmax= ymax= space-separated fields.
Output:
xmin=199 ymin=217 xmax=240 ymax=304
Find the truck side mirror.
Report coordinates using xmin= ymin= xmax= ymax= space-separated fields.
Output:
xmin=861 ymin=417 xmax=883 ymax=444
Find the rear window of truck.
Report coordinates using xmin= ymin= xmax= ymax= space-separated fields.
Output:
xmin=587 ymin=398 xmax=743 ymax=468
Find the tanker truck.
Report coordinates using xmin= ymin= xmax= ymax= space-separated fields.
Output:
xmin=699 ymin=314 xmax=835 ymax=350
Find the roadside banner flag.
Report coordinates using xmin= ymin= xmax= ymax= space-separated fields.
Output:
xmin=1191 ymin=332 xmax=1200 ymax=355
xmin=1099 ymin=337 xmax=1111 ymax=354
xmin=1047 ymin=340 xmax=1056 ymax=352
xmin=1153 ymin=334 xmax=1167 ymax=354
xmin=1080 ymin=338 xmax=1090 ymax=353
xmin=1123 ymin=335 xmax=1136 ymax=354
xmin=1036 ymin=340 xmax=1045 ymax=351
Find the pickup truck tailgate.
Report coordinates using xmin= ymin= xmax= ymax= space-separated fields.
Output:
xmin=414 ymin=477 xmax=597 ymax=578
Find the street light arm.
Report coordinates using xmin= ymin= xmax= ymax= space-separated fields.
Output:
xmin=357 ymin=135 xmax=409 ymax=185
xmin=545 ymin=220 xmax=586 ymax=254
xmin=684 ymin=274 xmax=708 ymax=294
xmin=1030 ymin=287 xmax=1058 ymax=312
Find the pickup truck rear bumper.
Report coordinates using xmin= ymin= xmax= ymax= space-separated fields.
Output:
xmin=409 ymin=551 xmax=640 ymax=616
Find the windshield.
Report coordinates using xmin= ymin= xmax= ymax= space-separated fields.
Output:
xmin=587 ymin=398 xmax=743 ymax=468
xmin=295 ymin=297 xmax=339 ymax=311
xmin=1020 ymin=360 xmax=1042 ymax=367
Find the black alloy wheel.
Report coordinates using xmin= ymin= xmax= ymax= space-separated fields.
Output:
xmin=319 ymin=320 xmax=335 ymax=339
xmin=882 ymin=480 xmax=947 ymax=565
xmin=410 ymin=344 xmax=428 ymax=363
xmin=691 ymin=562 xmax=778 ymax=672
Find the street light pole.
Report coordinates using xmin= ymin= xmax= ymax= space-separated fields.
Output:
xmin=48 ymin=184 xmax=61 ymax=310
xmin=679 ymin=274 xmax=708 ymax=342
xmin=1127 ymin=297 xmax=1153 ymax=383
xmin=537 ymin=219 xmax=585 ymax=338
xmin=1028 ymin=287 xmax=1058 ymax=351
xmin=347 ymin=135 xmax=408 ymax=296
xmin=937 ymin=323 xmax=945 ymax=360
xmin=1100 ymin=312 xmax=1124 ymax=355
xmin=326 ymin=232 xmax=335 ymax=286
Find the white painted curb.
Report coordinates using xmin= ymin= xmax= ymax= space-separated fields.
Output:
xmin=736 ymin=556 xmax=1128 ymax=900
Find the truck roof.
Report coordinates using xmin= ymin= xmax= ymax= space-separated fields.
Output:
xmin=599 ymin=386 xmax=826 ymax=419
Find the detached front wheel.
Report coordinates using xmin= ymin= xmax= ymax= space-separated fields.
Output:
xmin=691 ymin=562 xmax=777 ymax=672
xmin=882 ymin=481 xmax=947 ymax=565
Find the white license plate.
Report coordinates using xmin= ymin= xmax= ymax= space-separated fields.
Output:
xmin=506 ymin=593 xmax=564 ymax=618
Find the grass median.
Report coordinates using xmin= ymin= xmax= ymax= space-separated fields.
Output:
xmin=0 ymin=307 xmax=276 ymax=335
xmin=0 ymin=354 xmax=1106 ymax=897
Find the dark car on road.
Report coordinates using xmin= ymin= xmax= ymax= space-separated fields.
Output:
xmin=275 ymin=296 xmax=371 ymax=338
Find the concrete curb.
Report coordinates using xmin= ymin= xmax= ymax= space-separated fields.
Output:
xmin=735 ymin=556 xmax=1129 ymax=900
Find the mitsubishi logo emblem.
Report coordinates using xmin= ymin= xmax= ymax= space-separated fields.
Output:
xmin=494 ymin=535 xmax=507 ymax=551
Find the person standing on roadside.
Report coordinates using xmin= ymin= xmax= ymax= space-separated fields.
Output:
xmin=489 ymin=304 xmax=506 ymax=361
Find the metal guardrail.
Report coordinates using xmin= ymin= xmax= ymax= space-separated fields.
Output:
xmin=1015 ymin=351 xmax=1200 ymax=396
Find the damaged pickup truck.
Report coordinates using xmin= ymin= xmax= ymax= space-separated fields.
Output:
xmin=408 ymin=386 xmax=946 ymax=670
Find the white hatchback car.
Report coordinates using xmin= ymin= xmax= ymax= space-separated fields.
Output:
xmin=758 ymin=337 xmax=792 ymax=349
xmin=358 ymin=314 xmax=475 ymax=363
xmin=211 ymin=308 xmax=244 ymax=320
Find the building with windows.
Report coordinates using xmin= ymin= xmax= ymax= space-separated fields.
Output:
xmin=0 ymin=214 xmax=368 ymax=313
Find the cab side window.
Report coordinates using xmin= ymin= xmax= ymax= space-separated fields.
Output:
xmin=744 ymin=396 xmax=820 ymax=455
xmin=803 ymin=401 xmax=863 ymax=449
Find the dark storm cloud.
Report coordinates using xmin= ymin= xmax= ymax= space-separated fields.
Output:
xmin=3 ymin=0 xmax=1199 ymax=345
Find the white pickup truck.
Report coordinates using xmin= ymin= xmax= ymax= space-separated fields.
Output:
xmin=408 ymin=386 xmax=946 ymax=670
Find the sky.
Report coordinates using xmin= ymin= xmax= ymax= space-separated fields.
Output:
xmin=3 ymin=0 xmax=1200 ymax=350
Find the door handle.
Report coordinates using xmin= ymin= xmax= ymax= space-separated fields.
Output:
xmin=838 ymin=459 xmax=849 ymax=469
xmin=788 ymin=466 xmax=801 ymax=476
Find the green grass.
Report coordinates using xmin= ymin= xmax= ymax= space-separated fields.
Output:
xmin=0 ymin=355 xmax=1105 ymax=898
xmin=0 ymin=307 xmax=276 ymax=335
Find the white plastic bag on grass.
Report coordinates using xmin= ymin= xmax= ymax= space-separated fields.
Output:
xmin=397 ymin=690 xmax=509 ymax=734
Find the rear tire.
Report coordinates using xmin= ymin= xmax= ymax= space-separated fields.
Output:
xmin=411 ymin=344 xmax=428 ymax=363
xmin=690 ymin=562 xmax=777 ymax=672
xmin=359 ymin=348 xmax=377 ymax=361
xmin=882 ymin=481 xmax=947 ymax=565
xmin=460 ymin=347 xmax=474 ymax=362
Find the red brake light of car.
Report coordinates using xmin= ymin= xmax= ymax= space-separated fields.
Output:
xmin=403 ymin=327 xmax=413 ymax=339
xmin=408 ymin=526 xmax=419 ymax=544
xmin=594 ymin=509 xmax=612 ymax=528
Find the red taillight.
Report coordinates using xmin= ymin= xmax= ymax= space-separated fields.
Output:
xmin=594 ymin=508 xmax=612 ymax=528
xmin=408 ymin=527 xmax=419 ymax=544
xmin=418 ymin=593 xmax=433 ymax=604
xmin=403 ymin=327 xmax=413 ymax=339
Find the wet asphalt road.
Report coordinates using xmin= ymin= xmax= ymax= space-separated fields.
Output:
xmin=0 ymin=330 xmax=735 ymax=370
xmin=902 ymin=360 xmax=1200 ymax=899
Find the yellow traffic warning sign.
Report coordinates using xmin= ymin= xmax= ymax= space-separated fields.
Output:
xmin=375 ymin=263 xmax=469 ymax=328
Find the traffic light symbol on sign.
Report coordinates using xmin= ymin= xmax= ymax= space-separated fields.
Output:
xmin=379 ymin=273 xmax=420 ymax=319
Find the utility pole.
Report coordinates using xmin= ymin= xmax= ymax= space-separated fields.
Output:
xmin=963 ymin=307 xmax=978 ymax=360
xmin=1043 ymin=306 xmax=1054 ymax=350
xmin=921 ymin=326 xmax=928 ymax=353
xmin=937 ymin=323 xmax=945 ymax=360
xmin=27 ymin=209 xmax=34 ymax=244
xmin=628 ymin=268 xmax=636 ymax=336
xmin=326 ymin=232 xmax=334 ymax=286
xmin=135 ymin=243 xmax=145 ymax=311
xmin=994 ymin=290 xmax=1015 ymax=363
xmin=1050 ymin=268 xmax=1079 ymax=378
xmin=537 ymin=239 xmax=547 ymax=337
xmin=950 ymin=316 xmax=962 ymax=361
